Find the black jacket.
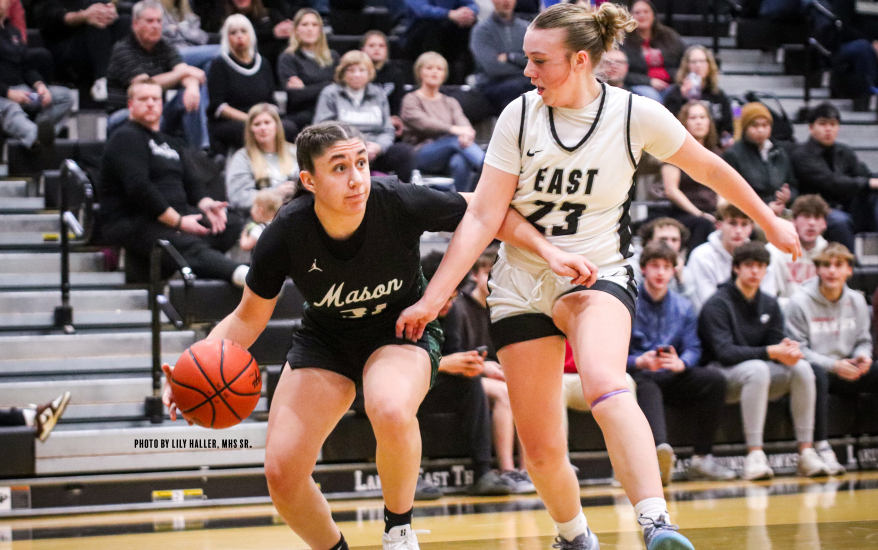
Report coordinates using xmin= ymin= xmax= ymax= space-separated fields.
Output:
xmin=0 ymin=24 xmax=43 ymax=96
xmin=698 ymin=281 xmax=786 ymax=366
xmin=663 ymin=85 xmax=734 ymax=136
xmin=723 ymin=138 xmax=798 ymax=204
xmin=790 ymin=137 xmax=873 ymax=206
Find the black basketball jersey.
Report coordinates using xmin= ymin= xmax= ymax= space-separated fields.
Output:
xmin=246 ymin=177 xmax=467 ymax=333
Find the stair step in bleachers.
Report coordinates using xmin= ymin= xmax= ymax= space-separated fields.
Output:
xmin=0 ymin=180 xmax=30 ymax=197
xmin=857 ymin=150 xmax=878 ymax=171
xmin=0 ymin=251 xmax=106 ymax=273
xmin=0 ymin=377 xmax=153 ymax=407
xmin=0 ymin=213 xmax=59 ymax=233
xmin=719 ymin=73 xmax=805 ymax=95
xmin=0 ymin=289 xmax=147 ymax=313
xmin=0 ymin=197 xmax=45 ymax=213
xmin=793 ymin=123 xmax=878 ymax=146
xmin=0 ymin=271 xmax=125 ymax=290
xmin=0 ymin=310 xmax=160 ymax=331
xmin=681 ymin=36 xmax=736 ymax=50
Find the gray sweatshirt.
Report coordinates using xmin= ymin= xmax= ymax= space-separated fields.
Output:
xmin=313 ymin=83 xmax=395 ymax=152
xmin=225 ymin=144 xmax=299 ymax=210
xmin=785 ymin=278 xmax=872 ymax=371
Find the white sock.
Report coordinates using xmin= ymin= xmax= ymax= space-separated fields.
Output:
xmin=634 ymin=497 xmax=670 ymax=528
xmin=556 ymin=511 xmax=588 ymax=541
xmin=21 ymin=408 xmax=36 ymax=427
xmin=232 ymin=265 xmax=249 ymax=288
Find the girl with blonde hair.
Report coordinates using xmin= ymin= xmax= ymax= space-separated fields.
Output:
xmin=399 ymin=4 xmax=801 ymax=549
xmin=663 ymin=45 xmax=734 ymax=144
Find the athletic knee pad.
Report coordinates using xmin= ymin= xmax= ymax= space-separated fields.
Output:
xmin=589 ymin=388 xmax=630 ymax=410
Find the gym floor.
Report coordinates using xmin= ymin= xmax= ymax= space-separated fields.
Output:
xmin=4 ymin=471 xmax=878 ymax=549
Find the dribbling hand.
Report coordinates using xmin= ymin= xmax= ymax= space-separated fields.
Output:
xmin=161 ymin=363 xmax=194 ymax=425
xmin=546 ymin=250 xmax=599 ymax=287
xmin=763 ymin=216 xmax=802 ymax=261
xmin=396 ymin=298 xmax=441 ymax=342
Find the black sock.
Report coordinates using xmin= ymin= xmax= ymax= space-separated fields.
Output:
xmin=384 ymin=506 xmax=413 ymax=533
xmin=328 ymin=533 xmax=348 ymax=550
xmin=474 ymin=462 xmax=492 ymax=480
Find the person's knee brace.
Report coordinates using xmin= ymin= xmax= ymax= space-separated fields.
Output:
xmin=589 ymin=388 xmax=630 ymax=410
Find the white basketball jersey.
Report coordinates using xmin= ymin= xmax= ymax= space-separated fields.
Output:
xmin=502 ymin=84 xmax=639 ymax=275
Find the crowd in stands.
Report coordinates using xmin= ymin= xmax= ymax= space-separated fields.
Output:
xmin=4 ymin=0 xmax=878 ymax=488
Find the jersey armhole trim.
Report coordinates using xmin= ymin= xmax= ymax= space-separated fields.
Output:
xmin=517 ymin=93 xmax=527 ymax=152
xmin=625 ymin=92 xmax=638 ymax=170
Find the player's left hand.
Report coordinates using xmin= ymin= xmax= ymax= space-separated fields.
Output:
xmin=762 ymin=216 xmax=802 ymax=261
xmin=546 ymin=250 xmax=599 ymax=287
xmin=396 ymin=297 xmax=442 ymax=342
xmin=161 ymin=363 xmax=193 ymax=425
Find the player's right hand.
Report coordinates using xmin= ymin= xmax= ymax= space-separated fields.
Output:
xmin=763 ymin=216 xmax=802 ymax=261
xmin=396 ymin=298 xmax=441 ymax=342
xmin=161 ymin=363 xmax=193 ymax=425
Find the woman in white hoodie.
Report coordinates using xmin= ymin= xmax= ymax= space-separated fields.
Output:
xmin=785 ymin=243 xmax=878 ymax=475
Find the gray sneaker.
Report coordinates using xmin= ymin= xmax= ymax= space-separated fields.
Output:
xmin=468 ymin=471 xmax=512 ymax=496
xmin=551 ymin=529 xmax=600 ymax=549
xmin=688 ymin=455 xmax=736 ymax=481
xmin=414 ymin=475 xmax=442 ymax=501
xmin=500 ymin=470 xmax=536 ymax=494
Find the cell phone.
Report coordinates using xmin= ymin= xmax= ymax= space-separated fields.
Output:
xmin=657 ymin=346 xmax=671 ymax=354
xmin=475 ymin=345 xmax=489 ymax=355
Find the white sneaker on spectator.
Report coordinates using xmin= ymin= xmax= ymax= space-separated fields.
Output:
xmin=815 ymin=441 xmax=846 ymax=475
xmin=688 ymin=455 xmax=737 ymax=481
xmin=656 ymin=443 xmax=675 ymax=486
xmin=743 ymin=449 xmax=774 ymax=481
xmin=798 ymin=447 xmax=830 ymax=477
xmin=499 ymin=470 xmax=536 ymax=494
xmin=91 ymin=77 xmax=108 ymax=102
xmin=382 ymin=525 xmax=428 ymax=550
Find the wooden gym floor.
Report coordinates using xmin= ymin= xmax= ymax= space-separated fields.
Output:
xmin=4 ymin=471 xmax=878 ymax=549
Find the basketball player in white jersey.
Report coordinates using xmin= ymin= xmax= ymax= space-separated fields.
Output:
xmin=397 ymin=4 xmax=802 ymax=550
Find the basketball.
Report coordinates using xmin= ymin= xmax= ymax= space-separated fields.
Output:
xmin=168 ymin=339 xmax=262 ymax=429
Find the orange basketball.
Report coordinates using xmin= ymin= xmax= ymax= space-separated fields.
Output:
xmin=169 ymin=339 xmax=262 ymax=429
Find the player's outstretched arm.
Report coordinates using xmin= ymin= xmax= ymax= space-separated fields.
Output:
xmin=162 ymin=286 xmax=278 ymax=421
xmin=665 ymin=133 xmax=802 ymax=260
xmin=397 ymin=165 xmax=517 ymax=341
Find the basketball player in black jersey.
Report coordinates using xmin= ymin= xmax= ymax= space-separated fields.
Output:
xmin=162 ymin=122 xmax=592 ymax=550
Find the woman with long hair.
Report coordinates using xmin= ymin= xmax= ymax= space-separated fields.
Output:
xmin=398 ymin=4 xmax=801 ymax=550
xmin=662 ymin=100 xmax=722 ymax=250
xmin=314 ymin=50 xmax=416 ymax=183
xmin=663 ymin=45 xmax=734 ymax=145
xmin=160 ymin=0 xmax=219 ymax=71
xmin=207 ymin=15 xmax=295 ymax=152
xmin=401 ymin=52 xmax=484 ymax=192
xmin=226 ymin=103 xmax=299 ymax=211
xmin=164 ymin=120 xmax=590 ymax=550
xmin=620 ymin=0 xmax=684 ymax=102
xmin=277 ymin=8 xmax=340 ymax=129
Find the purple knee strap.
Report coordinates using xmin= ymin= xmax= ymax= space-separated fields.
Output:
xmin=589 ymin=389 xmax=630 ymax=409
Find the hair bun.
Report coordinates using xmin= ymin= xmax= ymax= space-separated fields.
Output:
xmin=593 ymin=3 xmax=637 ymax=50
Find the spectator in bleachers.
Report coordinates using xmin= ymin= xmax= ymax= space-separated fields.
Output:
xmin=160 ymin=0 xmax=220 ymax=70
xmin=401 ymin=52 xmax=484 ymax=192
xmin=786 ymin=243 xmax=878 ymax=476
xmin=629 ymin=242 xmax=734 ymax=484
xmin=687 ymin=204 xmax=753 ymax=311
xmin=34 ymin=0 xmax=128 ymax=102
xmin=198 ymin=0 xmax=293 ymax=71
xmin=277 ymin=8 xmax=339 ymax=130
xmin=631 ymin=218 xmax=696 ymax=303
xmin=469 ymin=0 xmax=532 ymax=114
xmin=0 ymin=392 xmax=70 ymax=443
xmin=662 ymin=101 xmax=721 ymax=251
xmin=0 ymin=0 xmax=73 ymax=150
xmin=6 ymin=0 xmax=22 ymax=39
xmin=698 ymin=241 xmax=829 ymax=480
xmin=403 ymin=0 xmax=478 ymax=85
xmin=447 ymin=249 xmax=535 ymax=493
xmin=419 ymin=251 xmax=515 ymax=496
xmin=723 ymin=102 xmax=797 ymax=217
xmin=239 ymin=187 xmax=282 ymax=250
xmin=207 ymin=14 xmax=295 ymax=152
xmin=106 ymin=0 xmax=208 ymax=149
xmin=225 ymin=102 xmax=298 ymax=211
xmin=790 ymin=102 xmax=878 ymax=251
xmin=663 ymin=45 xmax=733 ymax=146
xmin=762 ymin=194 xmax=829 ymax=308
xmin=598 ymin=48 xmax=630 ymax=90
xmin=620 ymin=0 xmax=684 ymax=102
xmin=361 ymin=31 xmax=408 ymax=119
xmin=314 ymin=50 xmax=416 ymax=183
xmin=100 ymin=79 xmax=248 ymax=286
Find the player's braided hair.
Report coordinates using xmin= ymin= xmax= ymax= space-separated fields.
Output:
xmin=531 ymin=3 xmax=636 ymax=68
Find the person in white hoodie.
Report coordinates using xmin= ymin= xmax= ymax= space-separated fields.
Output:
xmin=762 ymin=195 xmax=830 ymax=309
xmin=785 ymin=243 xmax=878 ymax=475
xmin=686 ymin=203 xmax=752 ymax=310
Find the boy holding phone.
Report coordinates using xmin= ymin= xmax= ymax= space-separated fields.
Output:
xmin=629 ymin=242 xmax=735 ymax=485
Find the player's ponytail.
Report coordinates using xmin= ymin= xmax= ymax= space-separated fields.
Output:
xmin=531 ymin=3 xmax=636 ymax=67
